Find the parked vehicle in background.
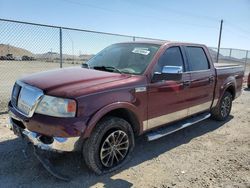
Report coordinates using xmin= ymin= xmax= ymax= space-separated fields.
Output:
xmin=8 ymin=41 xmax=244 ymax=175
xmin=14 ymin=56 xmax=22 ymax=61
xmin=6 ymin=54 xmax=14 ymax=60
xmin=0 ymin=56 xmax=7 ymax=60
xmin=22 ymin=55 xmax=35 ymax=61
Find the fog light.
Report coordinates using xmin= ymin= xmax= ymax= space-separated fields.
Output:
xmin=38 ymin=135 xmax=54 ymax=145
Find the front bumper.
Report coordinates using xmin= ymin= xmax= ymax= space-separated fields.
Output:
xmin=8 ymin=110 xmax=82 ymax=152
xmin=8 ymin=102 xmax=86 ymax=137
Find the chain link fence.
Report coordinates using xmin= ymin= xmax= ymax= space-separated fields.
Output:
xmin=209 ymin=47 xmax=249 ymax=73
xmin=0 ymin=19 xmax=249 ymax=113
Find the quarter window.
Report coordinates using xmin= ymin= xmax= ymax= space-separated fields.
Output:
xmin=186 ymin=47 xmax=209 ymax=71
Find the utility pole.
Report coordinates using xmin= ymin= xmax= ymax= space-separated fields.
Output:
xmin=216 ymin=19 xmax=223 ymax=63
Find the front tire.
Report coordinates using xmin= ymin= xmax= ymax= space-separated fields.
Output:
xmin=82 ymin=116 xmax=135 ymax=174
xmin=211 ymin=91 xmax=233 ymax=121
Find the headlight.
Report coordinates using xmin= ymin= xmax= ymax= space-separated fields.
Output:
xmin=35 ymin=95 xmax=76 ymax=117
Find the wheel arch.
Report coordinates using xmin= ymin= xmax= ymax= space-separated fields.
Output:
xmin=213 ymin=79 xmax=236 ymax=109
xmin=225 ymin=84 xmax=236 ymax=100
xmin=83 ymin=102 xmax=142 ymax=139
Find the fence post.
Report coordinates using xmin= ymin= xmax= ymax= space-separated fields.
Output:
xmin=244 ymin=50 xmax=249 ymax=72
xmin=59 ymin=27 xmax=63 ymax=68
xmin=133 ymin=36 xmax=135 ymax=41
xmin=245 ymin=51 xmax=249 ymax=64
xmin=229 ymin=48 xmax=232 ymax=58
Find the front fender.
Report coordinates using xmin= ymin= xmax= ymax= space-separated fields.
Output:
xmin=82 ymin=102 xmax=142 ymax=138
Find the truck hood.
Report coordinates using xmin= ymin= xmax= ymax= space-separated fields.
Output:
xmin=20 ymin=67 xmax=131 ymax=98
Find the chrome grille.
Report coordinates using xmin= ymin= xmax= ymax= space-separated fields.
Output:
xmin=11 ymin=83 xmax=21 ymax=107
xmin=11 ymin=81 xmax=44 ymax=117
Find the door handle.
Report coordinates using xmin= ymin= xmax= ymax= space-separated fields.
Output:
xmin=209 ymin=76 xmax=215 ymax=83
xmin=182 ymin=81 xmax=191 ymax=88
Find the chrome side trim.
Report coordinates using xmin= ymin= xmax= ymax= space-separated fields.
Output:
xmin=146 ymin=109 xmax=188 ymax=130
xmin=188 ymin=101 xmax=212 ymax=115
xmin=143 ymin=120 xmax=148 ymax=131
xmin=135 ymin=86 xmax=147 ymax=93
xmin=212 ymin=98 xmax=219 ymax=108
xmin=144 ymin=101 xmax=213 ymax=131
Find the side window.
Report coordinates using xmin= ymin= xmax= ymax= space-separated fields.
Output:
xmin=155 ymin=47 xmax=184 ymax=73
xmin=186 ymin=47 xmax=209 ymax=71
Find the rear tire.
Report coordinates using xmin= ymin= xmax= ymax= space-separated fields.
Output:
xmin=82 ymin=116 xmax=135 ymax=174
xmin=211 ymin=91 xmax=233 ymax=121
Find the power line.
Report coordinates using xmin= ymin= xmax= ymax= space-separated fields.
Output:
xmin=60 ymin=0 xmax=218 ymax=29
xmin=225 ymin=27 xmax=250 ymax=41
xmin=127 ymin=1 xmax=219 ymax=22
xmin=61 ymin=0 xmax=120 ymax=13
xmin=226 ymin=21 xmax=250 ymax=36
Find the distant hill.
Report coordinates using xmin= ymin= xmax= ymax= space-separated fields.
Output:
xmin=35 ymin=52 xmax=62 ymax=60
xmin=0 ymin=44 xmax=93 ymax=61
xmin=0 ymin=44 xmax=33 ymax=57
xmin=35 ymin=52 xmax=79 ymax=60
xmin=36 ymin=52 xmax=93 ymax=61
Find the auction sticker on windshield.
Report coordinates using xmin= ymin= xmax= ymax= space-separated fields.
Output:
xmin=132 ymin=48 xmax=150 ymax=55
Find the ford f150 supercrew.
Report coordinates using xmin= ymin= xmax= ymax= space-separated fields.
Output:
xmin=8 ymin=41 xmax=244 ymax=176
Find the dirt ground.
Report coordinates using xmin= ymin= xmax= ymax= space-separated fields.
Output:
xmin=0 ymin=85 xmax=249 ymax=188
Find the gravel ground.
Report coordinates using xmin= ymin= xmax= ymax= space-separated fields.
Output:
xmin=0 ymin=85 xmax=249 ymax=188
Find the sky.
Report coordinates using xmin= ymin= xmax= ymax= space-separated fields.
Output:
xmin=0 ymin=0 xmax=249 ymax=55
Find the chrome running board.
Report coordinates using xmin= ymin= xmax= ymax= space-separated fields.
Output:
xmin=146 ymin=112 xmax=211 ymax=141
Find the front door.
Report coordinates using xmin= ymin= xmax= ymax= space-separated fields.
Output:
xmin=146 ymin=46 xmax=192 ymax=131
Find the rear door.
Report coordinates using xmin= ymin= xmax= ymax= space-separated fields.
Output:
xmin=184 ymin=46 xmax=216 ymax=115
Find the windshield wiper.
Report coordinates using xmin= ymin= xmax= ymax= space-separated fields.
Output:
xmin=92 ymin=66 xmax=122 ymax=74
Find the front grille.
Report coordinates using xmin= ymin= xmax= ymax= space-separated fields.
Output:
xmin=11 ymin=81 xmax=44 ymax=117
xmin=11 ymin=83 xmax=21 ymax=107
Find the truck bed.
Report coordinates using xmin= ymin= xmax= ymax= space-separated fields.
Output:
xmin=214 ymin=63 xmax=244 ymax=101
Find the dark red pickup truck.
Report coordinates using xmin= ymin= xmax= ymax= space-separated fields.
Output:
xmin=8 ymin=41 xmax=244 ymax=175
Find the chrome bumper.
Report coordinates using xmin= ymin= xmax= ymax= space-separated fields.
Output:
xmin=9 ymin=118 xmax=80 ymax=152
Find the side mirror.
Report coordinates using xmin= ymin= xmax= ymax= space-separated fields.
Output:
xmin=152 ymin=66 xmax=183 ymax=82
xmin=162 ymin=65 xmax=183 ymax=74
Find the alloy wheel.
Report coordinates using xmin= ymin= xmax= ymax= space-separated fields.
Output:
xmin=100 ymin=130 xmax=129 ymax=168
xmin=221 ymin=96 xmax=231 ymax=117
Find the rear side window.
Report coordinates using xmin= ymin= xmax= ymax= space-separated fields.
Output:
xmin=155 ymin=47 xmax=184 ymax=72
xmin=186 ymin=47 xmax=209 ymax=71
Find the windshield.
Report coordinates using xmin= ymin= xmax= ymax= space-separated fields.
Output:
xmin=86 ymin=43 xmax=160 ymax=75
